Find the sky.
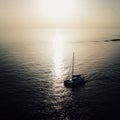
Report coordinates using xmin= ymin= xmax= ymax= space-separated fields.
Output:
xmin=0 ymin=0 xmax=120 ymax=28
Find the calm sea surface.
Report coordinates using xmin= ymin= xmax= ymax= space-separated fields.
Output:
xmin=0 ymin=29 xmax=120 ymax=120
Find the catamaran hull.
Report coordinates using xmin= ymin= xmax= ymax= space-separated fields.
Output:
xmin=64 ymin=80 xmax=86 ymax=87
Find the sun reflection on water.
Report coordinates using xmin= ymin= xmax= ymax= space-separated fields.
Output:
xmin=53 ymin=30 xmax=64 ymax=79
xmin=51 ymin=30 xmax=67 ymax=110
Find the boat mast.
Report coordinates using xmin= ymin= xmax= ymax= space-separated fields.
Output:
xmin=72 ymin=52 xmax=74 ymax=78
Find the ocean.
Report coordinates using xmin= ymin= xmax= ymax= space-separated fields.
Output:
xmin=0 ymin=29 xmax=120 ymax=120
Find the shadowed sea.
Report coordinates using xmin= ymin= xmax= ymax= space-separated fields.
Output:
xmin=0 ymin=29 xmax=120 ymax=120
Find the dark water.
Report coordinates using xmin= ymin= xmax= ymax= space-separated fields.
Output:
xmin=0 ymin=29 xmax=120 ymax=120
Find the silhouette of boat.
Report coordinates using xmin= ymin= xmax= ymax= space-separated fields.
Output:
xmin=64 ymin=52 xmax=86 ymax=87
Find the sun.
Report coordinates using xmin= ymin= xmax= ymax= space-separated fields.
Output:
xmin=41 ymin=0 xmax=76 ymax=22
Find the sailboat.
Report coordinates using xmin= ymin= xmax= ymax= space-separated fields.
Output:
xmin=64 ymin=52 xmax=86 ymax=87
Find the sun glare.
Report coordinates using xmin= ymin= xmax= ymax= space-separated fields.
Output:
xmin=53 ymin=30 xmax=64 ymax=78
xmin=41 ymin=0 xmax=75 ymax=21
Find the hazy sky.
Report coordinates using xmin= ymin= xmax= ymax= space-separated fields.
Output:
xmin=0 ymin=0 xmax=120 ymax=28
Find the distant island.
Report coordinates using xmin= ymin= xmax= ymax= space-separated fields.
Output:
xmin=105 ymin=39 xmax=120 ymax=42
